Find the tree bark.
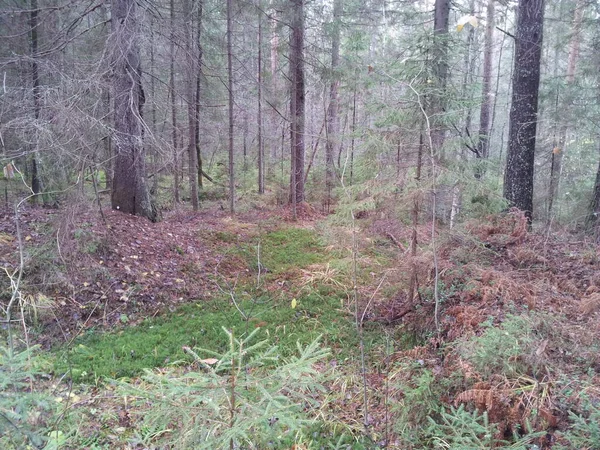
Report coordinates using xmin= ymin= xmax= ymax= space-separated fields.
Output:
xmin=110 ymin=0 xmax=156 ymax=221
xmin=227 ymin=0 xmax=235 ymax=214
xmin=477 ymin=0 xmax=495 ymax=161
xmin=325 ymin=0 xmax=341 ymax=213
xmin=29 ymin=0 xmax=42 ymax=202
xmin=183 ymin=0 xmax=199 ymax=210
xmin=430 ymin=0 xmax=450 ymax=159
xmin=149 ymin=15 xmax=159 ymax=195
xmin=195 ymin=0 xmax=204 ymax=191
xmin=289 ymin=0 xmax=305 ymax=214
xmin=548 ymin=0 xmax=583 ymax=217
xmin=504 ymin=0 xmax=545 ymax=223
xmin=269 ymin=10 xmax=279 ymax=161
xmin=170 ymin=0 xmax=180 ymax=203
xmin=257 ymin=1 xmax=265 ymax=194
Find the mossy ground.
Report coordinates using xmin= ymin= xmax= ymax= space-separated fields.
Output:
xmin=54 ymin=226 xmax=387 ymax=382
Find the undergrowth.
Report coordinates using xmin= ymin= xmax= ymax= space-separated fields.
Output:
xmin=55 ymin=287 xmax=388 ymax=381
xmin=238 ymin=227 xmax=324 ymax=274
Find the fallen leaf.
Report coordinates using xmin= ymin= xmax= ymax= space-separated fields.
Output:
xmin=201 ymin=358 xmax=219 ymax=365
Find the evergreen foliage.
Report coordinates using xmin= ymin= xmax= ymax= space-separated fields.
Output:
xmin=0 ymin=344 xmax=56 ymax=449
xmin=117 ymin=328 xmax=329 ymax=449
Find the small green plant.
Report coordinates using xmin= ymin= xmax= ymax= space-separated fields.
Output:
xmin=118 ymin=328 xmax=330 ymax=449
xmin=556 ymin=395 xmax=600 ymax=449
xmin=393 ymin=365 xmax=444 ymax=447
xmin=457 ymin=314 xmax=537 ymax=378
xmin=214 ymin=230 xmax=238 ymax=243
xmin=0 ymin=344 xmax=57 ymax=449
xmin=424 ymin=404 xmax=541 ymax=449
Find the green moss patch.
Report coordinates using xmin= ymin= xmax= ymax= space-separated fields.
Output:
xmin=54 ymin=287 xmax=385 ymax=381
xmin=240 ymin=228 xmax=323 ymax=274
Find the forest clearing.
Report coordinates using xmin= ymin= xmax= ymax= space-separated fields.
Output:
xmin=2 ymin=0 xmax=600 ymax=448
xmin=1 ymin=199 xmax=599 ymax=449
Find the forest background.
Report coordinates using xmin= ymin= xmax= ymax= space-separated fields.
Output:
xmin=1 ymin=0 xmax=600 ymax=448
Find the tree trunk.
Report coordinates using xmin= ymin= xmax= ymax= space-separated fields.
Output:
xmin=289 ymin=0 xmax=305 ymax=213
xmin=183 ymin=0 xmax=199 ymax=210
xmin=548 ymin=0 xmax=583 ymax=217
xmin=195 ymin=0 xmax=204 ymax=191
xmin=110 ymin=0 xmax=156 ymax=221
xmin=477 ymin=0 xmax=495 ymax=161
xmin=170 ymin=0 xmax=180 ymax=203
xmin=269 ymin=10 xmax=279 ymax=161
xmin=504 ymin=0 xmax=545 ymax=223
xmin=227 ymin=0 xmax=235 ymax=214
xmin=29 ymin=0 xmax=42 ymax=202
xmin=325 ymin=0 xmax=341 ymax=213
xmin=430 ymin=0 xmax=450 ymax=159
xmin=257 ymin=1 xmax=265 ymax=194
xmin=149 ymin=16 xmax=159 ymax=195
xmin=588 ymin=147 xmax=600 ymax=233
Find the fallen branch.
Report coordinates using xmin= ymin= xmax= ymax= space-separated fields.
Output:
xmin=386 ymin=232 xmax=406 ymax=252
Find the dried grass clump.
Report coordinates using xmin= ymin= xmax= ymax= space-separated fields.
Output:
xmin=444 ymin=304 xmax=485 ymax=339
xmin=580 ymin=292 xmax=600 ymax=315
xmin=456 ymin=268 xmax=536 ymax=310
xmin=509 ymin=247 xmax=547 ymax=267
xmin=466 ymin=208 xmax=528 ymax=246
xmin=300 ymin=263 xmax=344 ymax=288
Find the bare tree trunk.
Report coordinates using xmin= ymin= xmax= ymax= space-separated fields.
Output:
xmin=408 ymin=121 xmax=424 ymax=304
xmin=110 ymin=0 xmax=156 ymax=221
xmin=477 ymin=0 xmax=495 ymax=162
xmin=170 ymin=0 xmax=180 ymax=203
xmin=289 ymin=0 xmax=305 ymax=215
xmin=504 ymin=0 xmax=545 ymax=223
xmin=548 ymin=0 xmax=583 ymax=217
xmin=588 ymin=145 xmax=600 ymax=233
xmin=350 ymin=83 xmax=357 ymax=185
xmin=195 ymin=0 xmax=204 ymax=190
xmin=269 ymin=9 xmax=279 ymax=162
xmin=325 ymin=0 xmax=341 ymax=213
xmin=183 ymin=0 xmax=199 ymax=210
xmin=430 ymin=0 xmax=450 ymax=160
xmin=149 ymin=15 xmax=159 ymax=195
xmin=257 ymin=1 xmax=265 ymax=194
xmin=102 ymin=88 xmax=113 ymax=190
xmin=29 ymin=0 xmax=42 ymax=202
xmin=227 ymin=0 xmax=235 ymax=214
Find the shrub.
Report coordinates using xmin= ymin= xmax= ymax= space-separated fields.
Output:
xmin=425 ymin=405 xmax=541 ymax=449
xmin=118 ymin=328 xmax=330 ymax=449
xmin=0 ymin=344 xmax=57 ymax=449
xmin=557 ymin=395 xmax=600 ymax=449
xmin=457 ymin=314 xmax=537 ymax=378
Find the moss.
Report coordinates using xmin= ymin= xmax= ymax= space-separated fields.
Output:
xmin=54 ymin=286 xmax=385 ymax=381
xmin=240 ymin=228 xmax=323 ymax=274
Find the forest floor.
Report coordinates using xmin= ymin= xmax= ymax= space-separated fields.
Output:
xmin=1 ymin=200 xmax=600 ymax=448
